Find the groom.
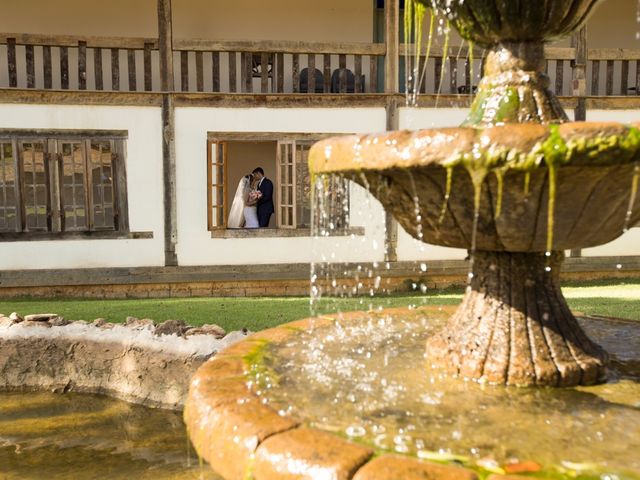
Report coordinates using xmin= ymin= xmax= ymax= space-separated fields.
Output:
xmin=252 ymin=167 xmax=274 ymax=228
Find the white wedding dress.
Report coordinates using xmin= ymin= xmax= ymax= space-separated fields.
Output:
xmin=228 ymin=177 xmax=259 ymax=229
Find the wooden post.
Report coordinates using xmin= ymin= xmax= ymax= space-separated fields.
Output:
xmin=383 ymin=0 xmax=400 ymax=262
xmin=384 ymin=96 xmax=399 ymax=263
xmin=158 ymin=0 xmax=174 ymax=92
xmin=384 ymin=0 xmax=400 ymax=94
xmin=158 ymin=0 xmax=178 ymax=266
xmin=570 ymin=25 xmax=587 ymax=259
xmin=572 ymin=26 xmax=587 ymax=121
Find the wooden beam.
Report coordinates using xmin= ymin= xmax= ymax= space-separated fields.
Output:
xmin=0 ymin=89 xmax=162 ymax=106
xmin=7 ymin=38 xmax=17 ymax=87
xmin=588 ymin=48 xmax=640 ymax=61
xmin=384 ymin=0 xmax=399 ymax=93
xmin=78 ymin=41 xmax=87 ymax=90
xmin=571 ymin=26 xmax=587 ymax=259
xmin=174 ymin=39 xmax=385 ymax=55
xmin=0 ymin=33 xmax=157 ymax=49
xmin=384 ymin=94 xmax=399 ymax=262
xmin=571 ymin=26 xmax=587 ymax=122
xmin=158 ymin=0 xmax=177 ymax=265
xmin=143 ymin=43 xmax=153 ymax=91
xmin=157 ymin=0 xmax=174 ymax=92
xmin=25 ymin=44 xmax=35 ymax=88
xmin=161 ymin=94 xmax=178 ymax=266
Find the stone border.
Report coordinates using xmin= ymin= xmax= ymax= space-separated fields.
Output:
xmin=0 ymin=314 xmax=248 ymax=410
xmin=184 ymin=306 xmax=546 ymax=480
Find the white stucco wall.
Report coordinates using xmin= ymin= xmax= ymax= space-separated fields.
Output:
xmin=0 ymin=104 xmax=164 ymax=269
xmin=396 ymin=107 xmax=470 ymax=261
xmin=580 ymin=109 xmax=640 ymax=257
xmin=174 ymin=107 xmax=387 ymax=266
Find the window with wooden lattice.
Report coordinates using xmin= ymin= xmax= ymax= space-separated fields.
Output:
xmin=0 ymin=132 xmax=128 ymax=236
xmin=206 ymin=134 xmax=349 ymax=232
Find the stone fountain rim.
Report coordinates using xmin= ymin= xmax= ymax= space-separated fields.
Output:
xmin=184 ymin=307 xmax=640 ymax=479
xmin=309 ymin=122 xmax=640 ymax=176
xmin=184 ymin=306 xmax=493 ymax=480
xmin=185 ymin=305 xmax=617 ymax=479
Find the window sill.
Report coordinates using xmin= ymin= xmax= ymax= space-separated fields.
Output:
xmin=0 ymin=231 xmax=154 ymax=242
xmin=210 ymin=227 xmax=365 ymax=239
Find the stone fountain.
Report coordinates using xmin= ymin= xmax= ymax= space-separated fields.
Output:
xmin=185 ymin=1 xmax=640 ymax=478
xmin=312 ymin=0 xmax=640 ymax=387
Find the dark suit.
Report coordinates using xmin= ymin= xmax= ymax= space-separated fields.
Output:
xmin=257 ymin=178 xmax=274 ymax=227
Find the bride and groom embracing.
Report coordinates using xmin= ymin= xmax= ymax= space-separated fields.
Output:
xmin=228 ymin=167 xmax=274 ymax=229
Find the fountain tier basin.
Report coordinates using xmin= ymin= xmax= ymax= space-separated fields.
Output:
xmin=310 ymin=122 xmax=640 ymax=386
xmin=185 ymin=307 xmax=640 ymax=480
xmin=310 ymin=122 xmax=640 ymax=252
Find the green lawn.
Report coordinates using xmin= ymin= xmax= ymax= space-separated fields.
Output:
xmin=0 ymin=280 xmax=638 ymax=332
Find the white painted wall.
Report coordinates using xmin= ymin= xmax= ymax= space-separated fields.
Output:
xmin=581 ymin=109 xmax=640 ymax=257
xmin=1 ymin=103 xmax=637 ymax=271
xmin=396 ymin=107 xmax=470 ymax=261
xmin=174 ymin=107 xmax=387 ymax=266
xmin=0 ymin=104 xmax=164 ymax=269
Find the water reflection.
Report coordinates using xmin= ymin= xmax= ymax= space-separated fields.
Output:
xmin=0 ymin=392 xmax=221 ymax=479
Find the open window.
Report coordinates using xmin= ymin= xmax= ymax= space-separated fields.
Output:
xmin=0 ymin=131 xmax=128 ymax=236
xmin=206 ymin=132 xmax=351 ymax=236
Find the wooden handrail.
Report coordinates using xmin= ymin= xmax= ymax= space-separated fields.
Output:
xmin=0 ymin=34 xmax=385 ymax=55
xmin=3 ymin=33 xmax=639 ymax=63
xmin=399 ymin=44 xmax=576 ymax=60
xmin=173 ymin=39 xmax=386 ymax=55
xmin=588 ymin=48 xmax=640 ymax=60
xmin=0 ymin=33 xmax=157 ymax=49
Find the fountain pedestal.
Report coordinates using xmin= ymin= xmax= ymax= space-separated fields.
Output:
xmin=464 ymin=42 xmax=568 ymax=126
xmin=426 ymin=251 xmax=607 ymax=386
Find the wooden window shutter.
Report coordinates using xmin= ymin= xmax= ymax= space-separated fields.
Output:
xmin=207 ymin=140 xmax=227 ymax=229
xmin=277 ymin=140 xmax=296 ymax=229
xmin=0 ymin=141 xmax=20 ymax=232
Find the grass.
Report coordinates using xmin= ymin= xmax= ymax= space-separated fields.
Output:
xmin=0 ymin=280 xmax=638 ymax=332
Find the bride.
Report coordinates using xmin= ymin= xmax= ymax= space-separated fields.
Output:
xmin=228 ymin=174 xmax=260 ymax=228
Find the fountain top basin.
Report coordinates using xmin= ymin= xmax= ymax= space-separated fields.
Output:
xmin=309 ymin=122 xmax=640 ymax=252
xmin=425 ymin=0 xmax=603 ymax=47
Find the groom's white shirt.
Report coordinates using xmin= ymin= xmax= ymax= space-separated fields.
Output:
xmin=258 ymin=177 xmax=264 ymax=188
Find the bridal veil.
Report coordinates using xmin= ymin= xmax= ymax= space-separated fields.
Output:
xmin=227 ymin=176 xmax=250 ymax=228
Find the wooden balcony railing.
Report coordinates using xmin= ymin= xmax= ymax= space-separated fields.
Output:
xmin=0 ymin=34 xmax=384 ymax=94
xmin=1 ymin=33 xmax=640 ymax=98
xmin=173 ymin=40 xmax=385 ymax=94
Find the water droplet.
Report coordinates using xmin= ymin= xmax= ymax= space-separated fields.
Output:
xmin=345 ymin=425 xmax=366 ymax=437
xmin=420 ymin=263 xmax=427 ymax=272
xmin=545 ymin=266 xmax=552 ymax=272
xmin=616 ymin=264 xmax=623 ymax=270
